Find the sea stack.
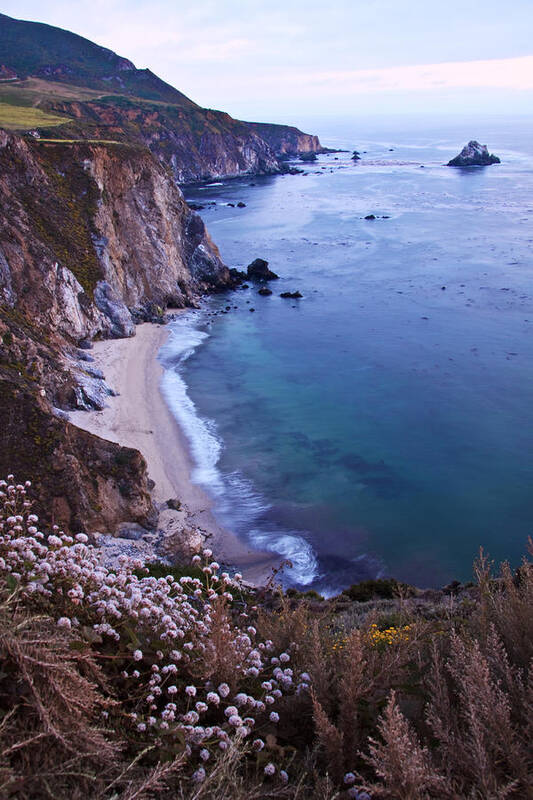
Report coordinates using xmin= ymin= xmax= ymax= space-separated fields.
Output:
xmin=247 ymin=258 xmax=279 ymax=280
xmin=447 ymin=141 xmax=501 ymax=167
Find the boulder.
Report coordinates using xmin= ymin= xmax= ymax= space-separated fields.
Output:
xmin=352 ymin=150 xmax=361 ymax=161
xmin=447 ymin=140 xmax=501 ymax=167
xmin=364 ymin=214 xmax=376 ymax=220
xmin=300 ymin=152 xmax=317 ymax=162
xmin=115 ymin=522 xmax=151 ymax=541
xmin=258 ymin=287 xmax=273 ymax=296
xmin=237 ymin=201 xmax=246 ymax=207
xmin=280 ymin=291 xmax=303 ymax=299
xmin=247 ymin=258 xmax=279 ymax=280
xmin=229 ymin=267 xmax=246 ymax=281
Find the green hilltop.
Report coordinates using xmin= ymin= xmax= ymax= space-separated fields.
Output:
xmin=0 ymin=12 xmax=196 ymax=105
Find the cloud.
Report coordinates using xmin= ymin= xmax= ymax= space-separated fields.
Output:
xmin=283 ymin=55 xmax=533 ymax=95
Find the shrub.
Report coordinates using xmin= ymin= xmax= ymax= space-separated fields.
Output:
xmin=0 ymin=476 xmax=531 ymax=799
xmin=342 ymin=578 xmax=413 ymax=603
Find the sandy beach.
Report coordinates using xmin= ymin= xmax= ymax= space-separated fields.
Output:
xmin=69 ymin=320 xmax=280 ymax=585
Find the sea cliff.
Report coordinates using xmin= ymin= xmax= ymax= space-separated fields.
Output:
xmin=0 ymin=12 xmax=325 ymax=183
xmin=0 ymin=129 xmax=230 ymax=532
xmin=244 ymin=121 xmax=325 ymax=157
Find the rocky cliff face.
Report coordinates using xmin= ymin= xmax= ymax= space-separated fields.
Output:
xmin=0 ymin=128 xmax=230 ymax=531
xmin=0 ymin=131 xmax=229 ymax=343
xmin=38 ymin=99 xmax=282 ymax=183
xmin=244 ymin=121 xmax=325 ymax=157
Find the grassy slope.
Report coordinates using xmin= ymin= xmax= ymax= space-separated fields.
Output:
xmin=0 ymin=101 xmax=70 ymax=130
xmin=0 ymin=76 xmax=106 ymax=105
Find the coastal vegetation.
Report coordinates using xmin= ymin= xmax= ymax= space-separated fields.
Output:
xmin=1 ymin=477 xmax=531 ymax=799
xmin=0 ymin=101 xmax=70 ymax=130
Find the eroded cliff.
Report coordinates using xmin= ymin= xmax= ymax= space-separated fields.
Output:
xmin=0 ymin=131 xmax=229 ymax=342
xmin=37 ymin=99 xmax=282 ymax=184
xmin=0 ymin=129 xmax=230 ymax=531
xmin=244 ymin=121 xmax=326 ymax=157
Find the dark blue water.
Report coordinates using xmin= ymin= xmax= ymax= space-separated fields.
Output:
xmin=159 ymin=116 xmax=533 ymax=594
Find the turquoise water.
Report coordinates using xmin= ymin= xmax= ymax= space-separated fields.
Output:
xmin=159 ymin=116 xmax=533 ymax=594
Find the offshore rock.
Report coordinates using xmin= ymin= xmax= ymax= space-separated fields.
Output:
xmin=447 ymin=141 xmax=501 ymax=167
xmin=247 ymin=259 xmax=279 ymax=281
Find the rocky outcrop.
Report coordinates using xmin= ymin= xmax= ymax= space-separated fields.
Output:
xmin=447 ymin=141 xmax=501 ymax=167
xmin=0 ymin=365 xmax=155 ymax=532
xmin=0 ymin=307 xmax=155 ymax=532
xmin=244 ymin=121 xmax=326 ymax=158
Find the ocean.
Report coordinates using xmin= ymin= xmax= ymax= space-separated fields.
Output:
xmin=158 ymin=115 xmax=533 ymax=595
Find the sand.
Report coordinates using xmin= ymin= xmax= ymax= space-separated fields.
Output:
xmin=68 ymin=320 xmax=279 ymax=585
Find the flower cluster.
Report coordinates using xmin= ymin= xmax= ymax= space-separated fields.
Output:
xmin=367 ymin=623 xmax=410 ymax=647
xmin=0 ymin=477 xmax=310 ymax=782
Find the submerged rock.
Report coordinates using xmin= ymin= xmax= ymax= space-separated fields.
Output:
xmin=351 ymin=150 xmax=361 ymax=161
xmin=247 ymin=258 xmax=279 ymax=280
xmin=447 ymin=140 xmax=501 ymax=167
xmin=280 ymin=290 xmax=303 ymax=299
xmin=364 ymin=214 xmax=376 ymax=220
xmin=258 ymin=287 xmax=273 ymax=296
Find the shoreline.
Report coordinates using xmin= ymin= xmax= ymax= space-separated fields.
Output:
xmin=68 ymin=319 xmax=280 ymax=586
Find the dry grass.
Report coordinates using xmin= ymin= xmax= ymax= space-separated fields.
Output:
xmin=0 ymin=479 xmax=531 ymax=799
xmin=0 ymin=587 xmax=187 ymax=799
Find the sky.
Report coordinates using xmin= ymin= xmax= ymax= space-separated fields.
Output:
xmin=2 ymin=0 xmax=533 ymax=124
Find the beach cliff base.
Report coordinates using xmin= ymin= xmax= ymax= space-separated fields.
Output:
xmin=69 ymin=321 xmax=280 ymax=586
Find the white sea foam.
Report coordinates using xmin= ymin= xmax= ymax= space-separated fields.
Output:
xmin=248 ymin=528 xmax=318 ymax=586
xmin=159 ymin=315 xmax=223 ymax=491
xmin=215 ymin=472 xmax=318 ymax=586
xmin=158 ymin=312 xmax=319 ymax=587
